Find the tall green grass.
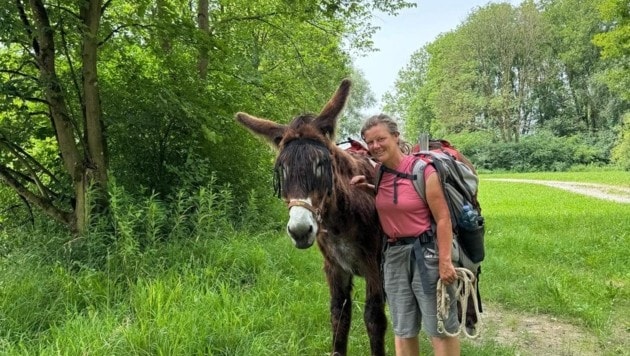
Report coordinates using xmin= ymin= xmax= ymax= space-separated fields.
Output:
xmin=0 ymin=172 xmax=627 ymax=354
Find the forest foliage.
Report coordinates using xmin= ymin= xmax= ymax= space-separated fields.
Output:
xmin=0 ymin=0 xmax=628 ymax=234
xmin=0 ymin=0 xmax=412 ymax=233
xmin=383 ymin=0 xmax=629 ymax=171
xmin=0 ymin=1 xmax=628 ymax=353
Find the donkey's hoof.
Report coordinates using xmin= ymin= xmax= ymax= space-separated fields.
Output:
xmin=466 ymin=324 xmax=477 ymax=335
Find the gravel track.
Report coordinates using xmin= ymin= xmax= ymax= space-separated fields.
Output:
xmin=484 ymin=178 xmax=630 ymax=203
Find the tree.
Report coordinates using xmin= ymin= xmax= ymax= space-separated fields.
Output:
xmin=0 ymin=0 xmax=108 ymax=234
xmin=452 ymin=1 xmax=550 ymax=142
xmin=542 ymin=0 xmax=616 ymax=133
xmin=382 ymin=46 xmax=434 ymax=140
xmin=592 ymin=0 xmax=630 ymax=101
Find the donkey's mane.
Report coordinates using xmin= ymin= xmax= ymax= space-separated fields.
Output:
xmin=281 ymin=115 xmax=374 ymax=197
xmin=276 ymin=114 xmax=376 ymax=228
xmin=279 ymin=115 xmax=324 ymax=148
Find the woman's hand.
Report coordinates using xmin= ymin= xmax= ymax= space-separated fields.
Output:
xmin=439 ymin=259 xmax=458 ymax=285
xmin=350 ymin=175 xmax=375 ymax=191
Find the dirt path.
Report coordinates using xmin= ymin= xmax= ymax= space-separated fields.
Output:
xmin=473 ymin=303 xmax=625 ymax=355
xmin=484 ymin=178 xmax=630 ymax=203
xmin=469 ymin=179 xmax=629 ymax=354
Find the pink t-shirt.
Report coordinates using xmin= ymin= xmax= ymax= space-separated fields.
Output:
xmin=375 ymin=155 xmax=436 ymax=239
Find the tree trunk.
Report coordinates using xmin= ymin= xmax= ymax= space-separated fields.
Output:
xmin=80 ymin=0 xmax=109 ymax=233
xmin=29 ymin=0 xmax=83 ymax=181
xmin=197 ymin=0 xmax=209 ymax=79
xmin=0 ymin=165 xmax=73 ymax=227
xmin=156 ymin=0 xmax=172 ymax=53
xmin=28 ymin=0 xmax=84 ymax=233
xmin=16 ymin=0 xmax=109 ymax=235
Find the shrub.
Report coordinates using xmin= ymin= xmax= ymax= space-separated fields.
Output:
xmin=611 ymin=113 xmax=630 ymax=170
xmin=452 ymin=130 xmax=615 ymax=172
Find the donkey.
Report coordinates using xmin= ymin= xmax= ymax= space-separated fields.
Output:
xmin=235 ymin=79 xmax=386 ymax=356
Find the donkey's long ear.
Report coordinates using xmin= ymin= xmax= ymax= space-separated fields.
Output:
xmin=315 ymin=79 xmax=352 ymax=139
xmin=235 ymin=112 xmax=287 ymax=147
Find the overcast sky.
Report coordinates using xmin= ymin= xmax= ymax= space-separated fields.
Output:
xmin=353 ymin=0 xmax=522 ymax=112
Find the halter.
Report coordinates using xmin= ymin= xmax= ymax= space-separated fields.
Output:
xmin=286 ymin=195 xmax=327 ymax=224
xmin=286 ymin=192 xmax=330 ymax=235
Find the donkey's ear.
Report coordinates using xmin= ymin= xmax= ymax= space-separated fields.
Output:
xmin=315 ymin=79 xmax=352 ymax=138
xmin=235 ymin=112 xmax=287 ymax=147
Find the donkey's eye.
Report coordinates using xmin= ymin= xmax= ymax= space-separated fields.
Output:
xmin=315 ymin=159 xmax=328 ymax=178
xmin=313 ymin=160 xmax=320 ymax=177
xmin=283 ymin=164 xmax=289 ymax=181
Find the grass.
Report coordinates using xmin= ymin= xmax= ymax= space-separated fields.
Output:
xmin=0 ymin=171 xmax=628 ymax=355
xmin=476 ymin=172 xmax=629 ymax=355
xmin=477 ymin=176 xmax=629 ymax=352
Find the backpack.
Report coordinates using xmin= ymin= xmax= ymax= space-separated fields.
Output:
xmin=338 ymin=137 xmax=371 ymax=156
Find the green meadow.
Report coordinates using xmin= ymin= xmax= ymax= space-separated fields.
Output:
xmin=0 ymin=172 xmax=628 ymax=355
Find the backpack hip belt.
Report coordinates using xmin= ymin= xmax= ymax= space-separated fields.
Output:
xmin=386 ymin=232 xmax=433 ymax=246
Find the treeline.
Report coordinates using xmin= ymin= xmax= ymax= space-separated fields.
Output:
xmin=0 ymin=0 xmax=628 ymax=234
xmin=383 ymin=0 xmax=630 ymax=172
xmin=0 ymin=0 xmax=412 ymax=233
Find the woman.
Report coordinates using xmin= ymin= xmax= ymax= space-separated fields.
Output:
xmin=351 ymin=114 xmax=460 ymax=356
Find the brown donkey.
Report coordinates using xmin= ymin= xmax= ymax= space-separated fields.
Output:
xmin=235 ymin=79 xmax=386 ymax=356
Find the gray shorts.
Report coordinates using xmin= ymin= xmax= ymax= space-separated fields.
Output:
xmin=383 ymin=242 xmax=459 ymax=338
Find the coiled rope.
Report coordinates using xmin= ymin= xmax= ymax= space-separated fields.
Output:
xmin=436 ymin=267 xmax=482 ymax=338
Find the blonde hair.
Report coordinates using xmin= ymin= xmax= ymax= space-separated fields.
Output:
xmin=360 ymin=114 xmax=411 ymax=154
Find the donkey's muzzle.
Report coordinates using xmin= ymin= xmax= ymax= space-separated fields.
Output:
xmin=287 ymin=224 xmax=315 ymax=249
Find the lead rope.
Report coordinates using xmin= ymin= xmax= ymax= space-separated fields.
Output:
xmin=436 ymin=267 xmax=482 ymax=338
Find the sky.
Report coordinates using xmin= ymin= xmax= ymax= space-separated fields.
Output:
xmin=353 ymin=0 xmax=522 ymax=111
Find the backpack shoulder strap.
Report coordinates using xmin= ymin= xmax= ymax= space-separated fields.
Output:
xmin=374 ymin=160 xmax=421 ymax=194
xmin=374 ymin=163 xmax=383 ymax=193
xmin=410 ymin=157 xmax=430 ymax=202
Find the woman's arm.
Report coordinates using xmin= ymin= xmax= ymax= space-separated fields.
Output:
xmin=425 ymin=172 xmax=458 ymax=284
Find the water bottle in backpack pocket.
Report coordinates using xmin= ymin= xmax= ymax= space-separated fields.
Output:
xmin=457 ymin=204 xmax=485 ymax=263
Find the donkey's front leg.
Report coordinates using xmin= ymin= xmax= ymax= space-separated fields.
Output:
xmin=324 ymin=262 xmax=353 ymax=356
xmin=364 ymin=261 xmax=387 ymax=356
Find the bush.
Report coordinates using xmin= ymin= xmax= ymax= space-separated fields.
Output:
xmin=611 ymin=113 xmax=630 ymax=170
xmin=447 ymin=129 xmax=615 ymax=172
xmin=0 ymin=169 xmax=287 ymax=346
xmin=236 ymin=188 xmax=286 ymax=233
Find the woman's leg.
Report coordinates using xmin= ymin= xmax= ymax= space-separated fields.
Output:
xmin=394 ymin=335 xmax=419 ymax=356
xmin=431 ymin=335 xmax=460 ymax=356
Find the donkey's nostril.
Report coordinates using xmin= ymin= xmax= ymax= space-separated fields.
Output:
xmin=288 ymin=224 xmax=312 ymax=239
xmin=287 ymin=221 xmax=317 ymax=247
